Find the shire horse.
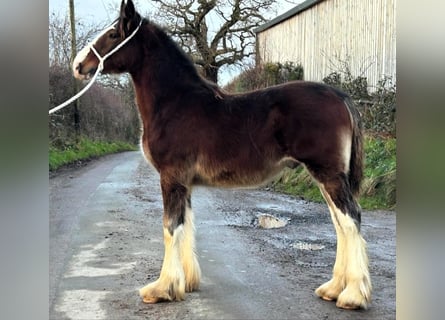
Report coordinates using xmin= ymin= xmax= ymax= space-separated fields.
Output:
xmin=73 ymin=0 xmax=371 ymax=310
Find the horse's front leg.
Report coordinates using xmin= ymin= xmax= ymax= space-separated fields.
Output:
xmin=182 ymin=197 xmax=201 ymax=292
xmin=139 ymin=179 xmax=198 ymax=303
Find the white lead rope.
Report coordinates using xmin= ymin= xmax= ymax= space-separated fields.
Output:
xmin=48 ymin=67 xmax=101 ymax=115
xmin=49 ymin=19 xmax=143 ymax=115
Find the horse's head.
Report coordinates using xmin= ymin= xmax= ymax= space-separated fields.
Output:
xmin=73 ymin=0 xmax=142 ymax=80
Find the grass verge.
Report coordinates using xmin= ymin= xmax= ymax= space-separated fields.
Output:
xmin=49 ymin=138 xmax=138 ymax=171
xmin=272 ymin=135 xmax=396 ymax=210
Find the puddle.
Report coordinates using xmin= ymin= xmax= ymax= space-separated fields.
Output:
xmin=256 ymin=203 xmax=282 ymax=211
xmin=257 ymin=214 xmax=288 ymax=229
xmin=291 ymin=242 xmax=325 ymax=251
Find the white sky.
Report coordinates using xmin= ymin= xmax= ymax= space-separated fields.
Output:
xmin=49 ymin=0 xmax=302 ymax=84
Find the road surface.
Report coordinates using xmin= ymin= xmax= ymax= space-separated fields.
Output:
xmin=50 ymin=151 xmax=395 ymax=319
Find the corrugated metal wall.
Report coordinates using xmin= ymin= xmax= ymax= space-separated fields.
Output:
xmin=256 ymin=0 xmax=396 ymax=89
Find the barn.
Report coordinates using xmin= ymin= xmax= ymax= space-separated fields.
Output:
xmin=254 ymin=0 xmax=396 ymax=90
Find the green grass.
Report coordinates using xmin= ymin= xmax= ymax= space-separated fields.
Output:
xmin=49 ymin=137 xmax=138 ymax=171
xmin=360 ymin=135 xmax=396 ymax=209
xmin=273 ymin=135 xmax=396 ymax=210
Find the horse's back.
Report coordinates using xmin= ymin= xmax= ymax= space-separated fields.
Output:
xmin=238 ymin=81 xmax=354 ymax=174
xmin=187 ymin=81 xmax=352 ymax=188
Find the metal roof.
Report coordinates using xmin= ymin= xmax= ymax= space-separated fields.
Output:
xmin=254 ymin=0 xmax=325 ymax=33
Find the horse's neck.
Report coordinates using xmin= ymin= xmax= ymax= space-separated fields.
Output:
xmin=130 ymin=50 xmax=208 ymax=107
xmin=129 ymin=30 xmax=221 ymax=121
xmin=129 ymin=57 xmax=188 ymax=127
xmin=130 ymin=71 xmax=156 ymax=125
xmin=131 ymin=65 xmax=177 ymax=109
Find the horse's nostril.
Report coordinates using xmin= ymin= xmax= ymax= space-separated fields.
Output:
xmin=76 ymin=63 xmax=81 ymax=71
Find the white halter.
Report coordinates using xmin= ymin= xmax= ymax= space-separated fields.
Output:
xmin=48 ymin=19 xmax=143 ymax=115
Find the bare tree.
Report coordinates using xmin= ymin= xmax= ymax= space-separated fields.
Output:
xmin=49 ymin=12 xmax=104 ymax=68
xmin=49 ymin=13 xmax=70 ymax=67
xmin=151 ymin=0 xmax=278 ymax=83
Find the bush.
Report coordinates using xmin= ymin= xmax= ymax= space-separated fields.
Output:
xmin=225 ymin=61 xmax=304 ymax=92
xmin=49 ymin=66 xmax=140 ymax=148
xmin=323 ymin=72 xmax=396 ymax=136
xmin=263 ymin=62 xmax=304 ymax=85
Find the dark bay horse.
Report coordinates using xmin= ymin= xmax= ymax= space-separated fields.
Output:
xmin=73 ymin=0 xmax=371 ymax=310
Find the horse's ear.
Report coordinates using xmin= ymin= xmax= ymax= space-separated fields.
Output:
xmin=119 ymin=0 xmax=140 ymax=36
xmin=120 ymin=0 xmax=135 ymax=18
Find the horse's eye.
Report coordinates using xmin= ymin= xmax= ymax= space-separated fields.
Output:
xmin=109 ymin=32 xmax=120 ymax=39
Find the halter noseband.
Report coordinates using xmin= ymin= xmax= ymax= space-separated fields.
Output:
xmin=49 ymin=18 xmax=143 ymax=115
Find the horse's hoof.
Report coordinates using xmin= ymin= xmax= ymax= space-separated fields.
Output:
xmin=335 ymin=286 xmax=370 ymax=310
xmin=139 ymin=280 xmax=184 ymax=304
xmin=315 ymin=278 xmax=343 ymax=302
xmin=139 ymin=288 xmax=172 ymax=304
xmin=142 ymin=296 xmax=163 ymax=304
xmin=320 ymin=295 xmax=334 ymax=301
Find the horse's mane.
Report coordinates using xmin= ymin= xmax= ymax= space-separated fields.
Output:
xmin=145 ymin=19 xmax=226 ymax=99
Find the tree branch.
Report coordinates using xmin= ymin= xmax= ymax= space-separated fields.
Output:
xmin=152 ymin=0 xmax=280 ymax=82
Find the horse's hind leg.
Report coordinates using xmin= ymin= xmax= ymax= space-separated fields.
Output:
xmin=314 ymin=173 xmax=371 ymax=309
xmin=139 ymin=179 xmax=190 ymax=303
xmin=315 ymin=182 xmax=347 ymax=302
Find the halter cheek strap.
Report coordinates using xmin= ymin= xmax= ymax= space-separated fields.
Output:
xmin=48 ymin=19 xmax=143 ymax=115
xmin=90 ymin=19 xmax=143 ymax=71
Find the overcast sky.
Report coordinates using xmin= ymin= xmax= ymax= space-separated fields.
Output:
xmin=49 ymin=0 xmax=302 ymax=84
xmin=49 ymin=0 xmax=300 ymax=23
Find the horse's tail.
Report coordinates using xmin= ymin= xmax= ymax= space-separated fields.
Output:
xmin=345 ymin=97 xmax=364 ymax=197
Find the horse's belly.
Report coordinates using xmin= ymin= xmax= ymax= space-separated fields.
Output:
xmin=193 ymin=157 xmax=298 ymax=189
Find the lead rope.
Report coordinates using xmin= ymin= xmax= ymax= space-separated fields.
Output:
xmin=49 ymin=19 xmax=143 ymax=115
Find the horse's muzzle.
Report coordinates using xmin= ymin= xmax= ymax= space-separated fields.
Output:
xmin=73 ymin=63 xmax=96 ymax=80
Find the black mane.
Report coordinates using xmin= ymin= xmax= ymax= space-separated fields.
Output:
xmin=143 ymin=20 xmax=225 ymax=98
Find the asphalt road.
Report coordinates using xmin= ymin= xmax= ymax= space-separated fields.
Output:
xmin=49 ymin=151 xmax=396 ymax=320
